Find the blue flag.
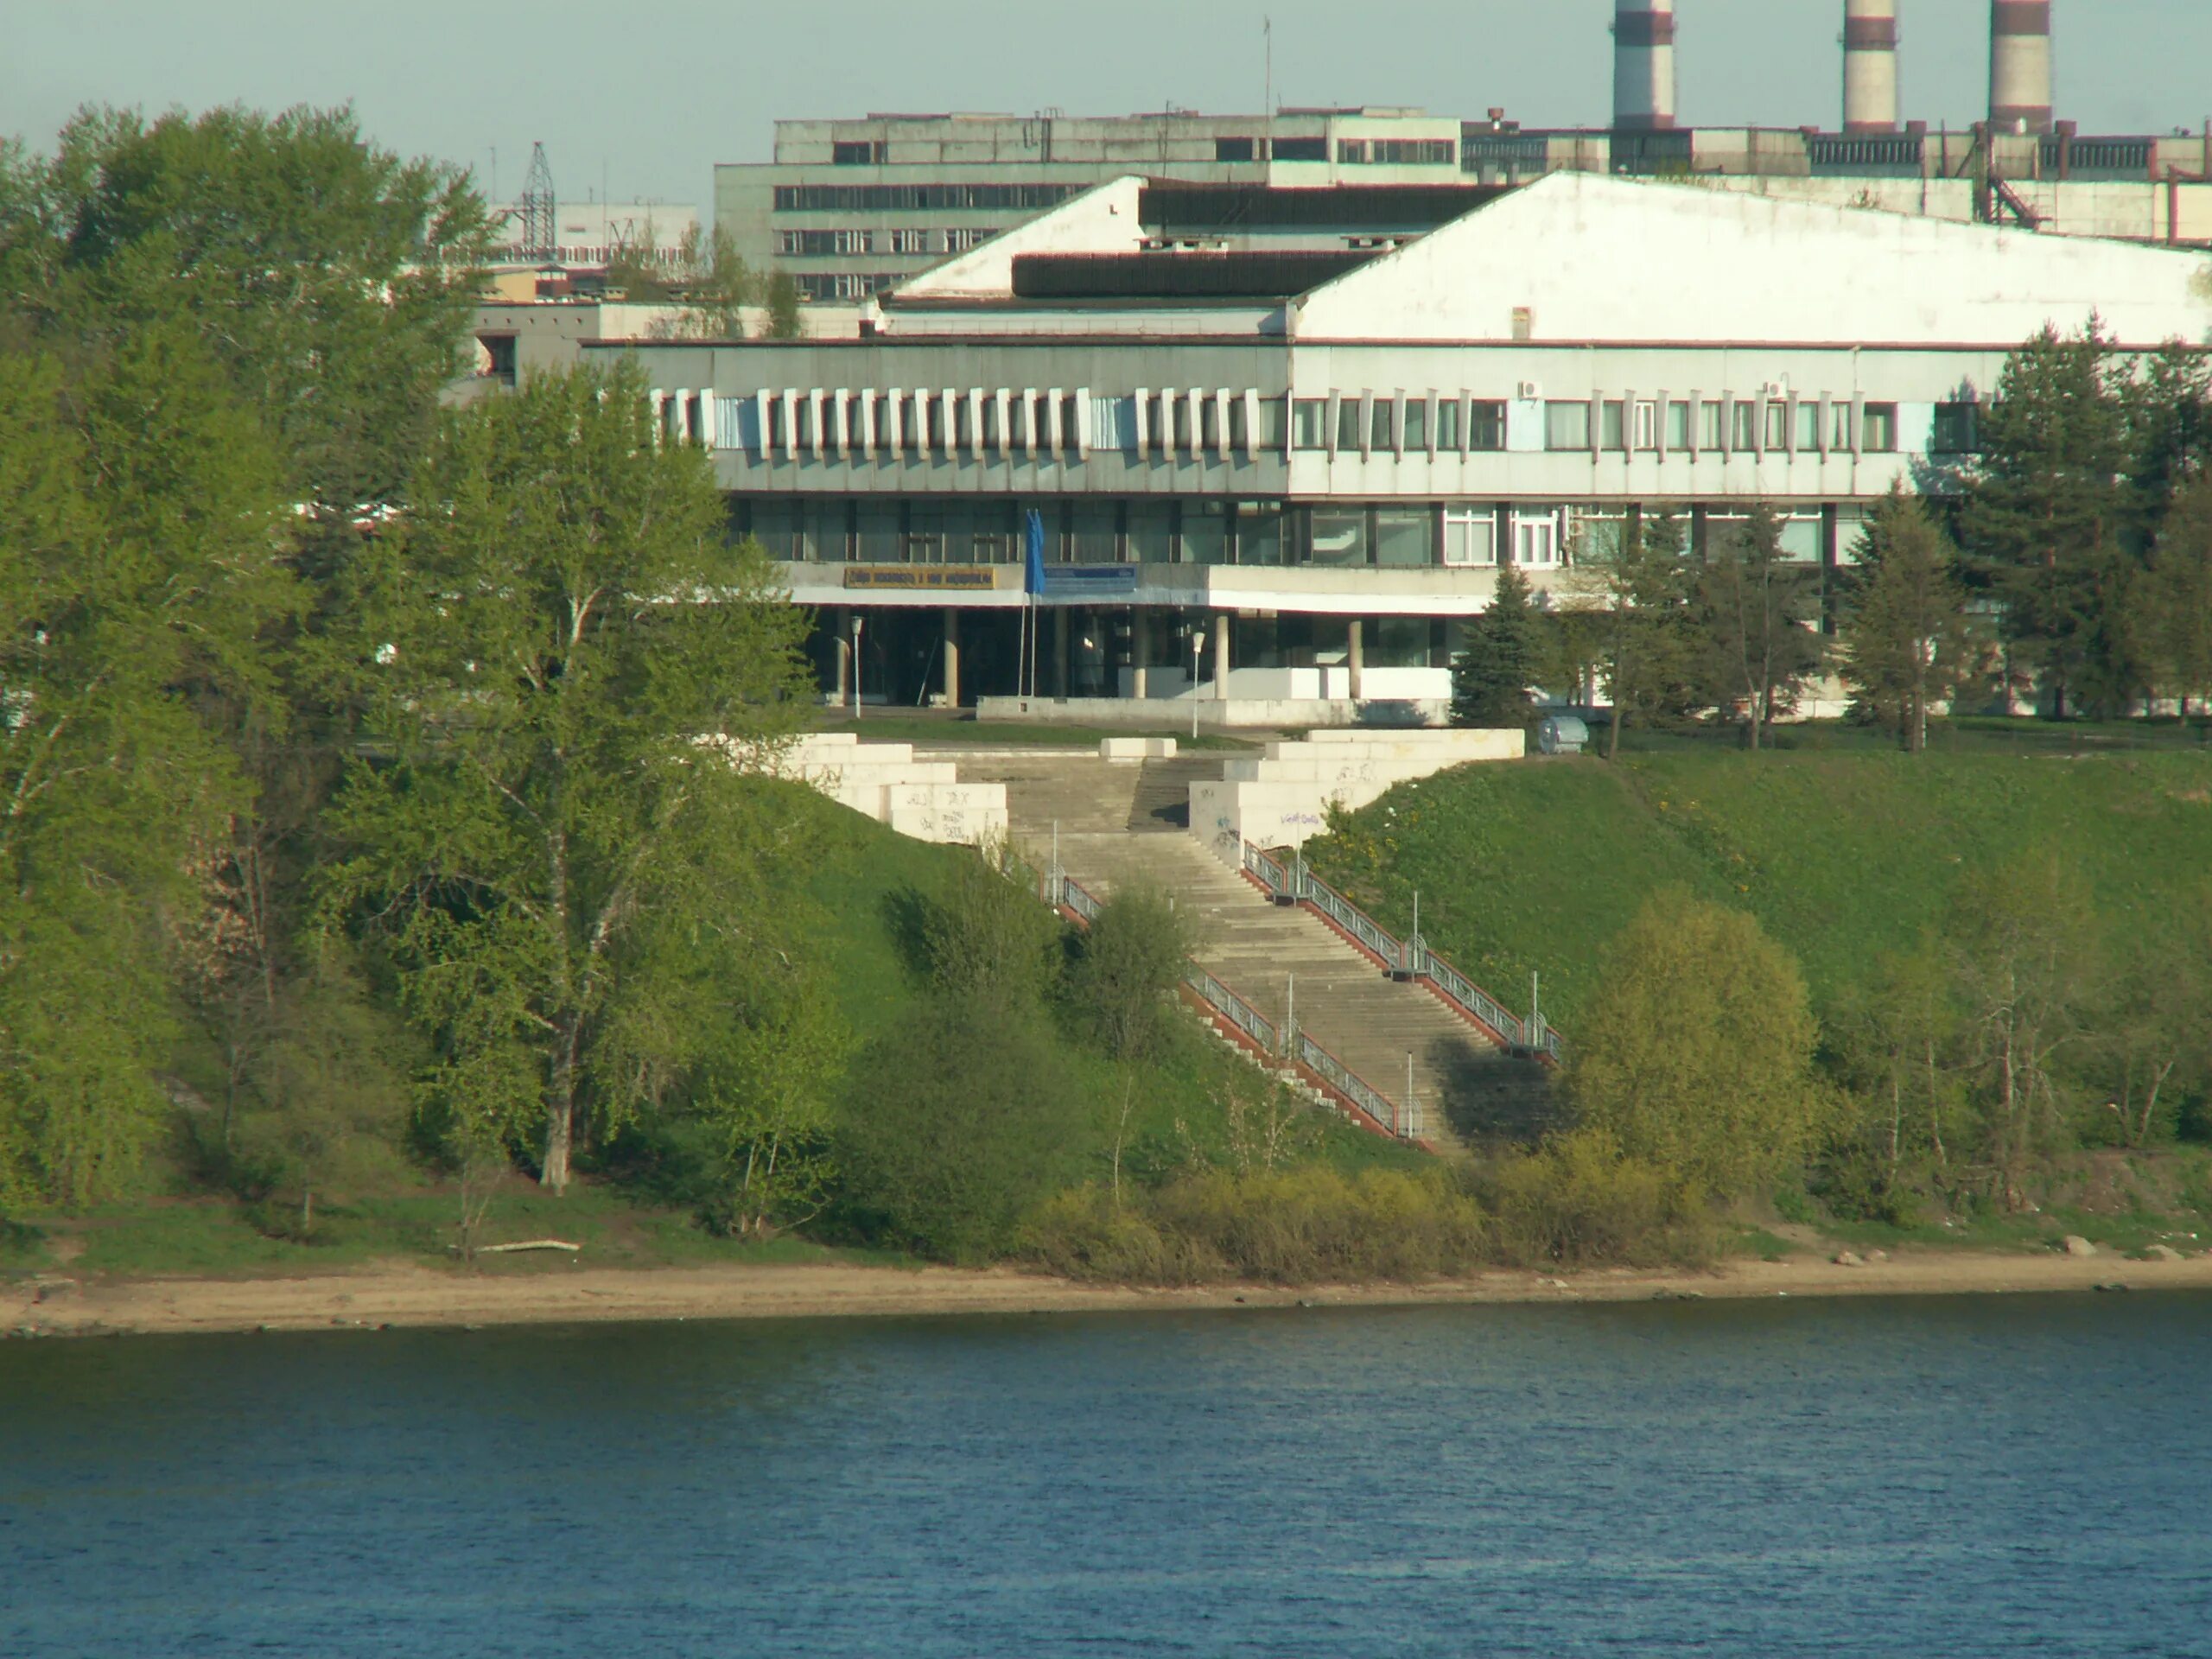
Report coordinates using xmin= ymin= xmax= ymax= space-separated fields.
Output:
xmin=1024 ymin=510 xmax=1046 ymax=596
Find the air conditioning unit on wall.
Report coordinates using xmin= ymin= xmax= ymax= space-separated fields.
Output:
xmin=1516 ymin=380 xmax=1541 ymax=401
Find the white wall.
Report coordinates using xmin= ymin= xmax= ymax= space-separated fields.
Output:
xmin=1294 ymin=171 xmax=2212 ymax=348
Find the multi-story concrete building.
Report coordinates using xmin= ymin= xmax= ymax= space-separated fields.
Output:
xmin=717 ymin=4 xmax=2212 ymax=303
xmin=601 ymin=172 xmax=2209 ymax=722
xmin=716 ymin=109 xmax=1470 ymax=301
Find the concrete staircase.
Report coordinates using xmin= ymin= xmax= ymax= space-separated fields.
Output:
xmin=935 ymin=749 xmax=1556 ymax=1154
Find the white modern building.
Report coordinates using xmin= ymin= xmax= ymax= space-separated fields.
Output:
xmin=597 ymin=172 xmax=2212 ymax=720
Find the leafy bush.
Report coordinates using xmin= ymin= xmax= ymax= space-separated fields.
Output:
xmin=1566 ymin=888 xmax=1823 ymax=1202
xmin=1027 ymin=1165 xmax=1491 ymax=1286
xmin=834 ymin=1004 xmax=1092 ymax=1262
xmin=1480 ymin=1130 xmax=1715 ymax=1268
xmin=1064 ymin=883 xmax=1193 ymax=1062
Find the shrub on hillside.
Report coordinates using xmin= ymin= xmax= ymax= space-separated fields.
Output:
xmin=1027 ymin=1165 xmax=1491 ymax=1286
xmin=1566 ymin=888 xmax=1824 ymax=1202
xmin=1064 ymin=883 xmax=1193 ymax=1062
xmin=834 ymin=1003 xmax=1091 ymax=1262
xmin=1479 ymin=1129 xmax=1715 ymax=1268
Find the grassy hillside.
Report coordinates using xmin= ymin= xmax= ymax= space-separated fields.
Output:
xmin=1302 ymin=751 xmax=2212 ymax=1031
xmin=802 ymin=793 xmax=1412 ymax=1179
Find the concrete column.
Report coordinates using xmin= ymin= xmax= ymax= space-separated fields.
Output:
xmin=1130 ymin=608 xmax=1151 ymax=699
xmin=1213 ymin=613 xmax=1231 ymax=701
xmin=942 ymin=608 xmax=961 ymax=707
xmin=1053 ymin=609 xmax=1070 ymax=700
xmin=1347 ymin=619 xmax=1365 ymax=702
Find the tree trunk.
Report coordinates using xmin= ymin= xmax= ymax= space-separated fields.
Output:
xmin=542 ymin=1018 xmax=581 ymax=1193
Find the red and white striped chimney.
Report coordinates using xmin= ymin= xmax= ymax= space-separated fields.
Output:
xmin=1989 ymin=1 xmax=2053 ymax=134
xmin=1612 ymin=0 xmax=1679 ymax=133
xmin=1843 ymin=0 xmax=1900 ymax=134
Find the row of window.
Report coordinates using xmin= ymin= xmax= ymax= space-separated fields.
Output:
xmin=772 ymin=183 xmax=1079 ymax=213
xmin=776 ymin=227 xmax=999 ymax=257
xmin=734 ymin=497 xmax=1560 ymax=570
xmin=1337 ymin=138 xmax=1458 ymax=166
xmin=734 ymin=497 xmax=1844 ymax=572
xmin=667 ymin=387 xmax=1970 ymax=463
xmin=794 ymin=273 xmax=904 ymax=301
xmin=1294 ymin=392 xmax=1904 ymax=458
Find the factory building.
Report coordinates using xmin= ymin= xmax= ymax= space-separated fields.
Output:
xmin=717 ymin=1 xmax=2212 ymax=304
xmin=596 ymin=172 xmax=2209 ymax=721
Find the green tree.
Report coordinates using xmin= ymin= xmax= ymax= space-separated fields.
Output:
xmin=1451 ymin=565 xmax=1541 ymax=728
xmin=2119 ymin=340 xmax=2212 ymax=552
xmin=1694 ymin=503 xmax=1824 ymax=750
xmin=0 ymin=104 xmax=490 ymax=521
xmin=1945 ymin=851 xmax=2095 ymax=1205
xmin=762 ymin=270 xmax=804 ymax=340
xmin=1066 ymin=884 xmax=1194 ymax=1064
xmin=322 ymin=364 xmax=817 ymax=1192
xmin=0 ymin=336 xmax=297 ymax=1208
xmin=1840 ymin=486 xmax=1980 ymax=752
xmin=1563 ymin=507 xmax=1695 ymax=758
xmin=629 ymin=224 xmax=758 ymax=340
xmin=1960 ymin=323 xmax=2134 ymax=718
xmin=1823 ymin=938 xmax=1967 ymax=1217
xmin=1565 ymin=889 xmax=1823 ymax=1202
xmin=2137 ymin=473 xmax=2212 ymax=715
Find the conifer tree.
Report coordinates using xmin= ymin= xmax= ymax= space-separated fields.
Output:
xmin=1451 ymin=565 xmax=1540 ymax=728
xmin=1960 ymin=323 xmax=2133 ymax=717
xmin=2139 ymin=474 xmax=2212 ymax=716
xmin=1840 ymin=486 xmax=1980 ymax=753
xmin=1694 ymin=503 xmax=1822 ymax=750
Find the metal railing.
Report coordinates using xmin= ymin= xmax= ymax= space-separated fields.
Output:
xmin=1246 ymin=842 xmax=1564 ymax=1064
xmin=1006 ymin=839 xmax=1428 ymax=1145
xmin=1295 ymin=1032 xmax=1419 ymax=1141
xmin=1182 ymin=966 xmax=1280 ymax=1056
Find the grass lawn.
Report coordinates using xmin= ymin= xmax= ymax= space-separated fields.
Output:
xmin=1303 ymin=747 xmax=2212 ymax=1032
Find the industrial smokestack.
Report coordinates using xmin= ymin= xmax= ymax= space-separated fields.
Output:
xmin=1612 ymin=0 xmax=1678 ymax=133
xmin=1989 ymin=1 xmax=2053 ymax=134
xmin=1842 ymin=0 xmax=1900 ymax=134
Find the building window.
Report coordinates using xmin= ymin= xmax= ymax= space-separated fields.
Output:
xmin=1862 ymin=402 xmax=1899 ymax=453
xmin=1764 ymin=402 xmax=1789 ymax=452
xmin=1436 ymin=398 xmax=1461 ymax=451
xmin=1831 ymin=403 xmax=1854 ymax=451
xmin=1731 ymin=402 xmax=1758 ymax=451
xmin=1932 ymin=403 xmax=1979 ymax=454
xmin=1272 ymin=136 xmax=1327 ymax=162
xmin=944 ymin=227 xmax=998 ymax=253
xmin=1795 ymin=403 xmax=1821 ymax=452
xmin=1371 ymin=399 xmax=1395 ymax=453
xmin=1665 ymin=400 xmax=1690 ymax=450
xmin=1184 ymin=501 xmax=1231 ymax=566
xmin=1634 ymin=400 xmax=1658 ymax=451
xmin=887 ymin=229 xmax=933 ymax=255
xmin=1600 ymin=400 xmax=1626 ymax=452
xmin=1468 ymin=400 xmax=1506 ymax=451
xmin=1128 ymin=501 xmax=1175 ymax=563
xmin=831 ymin=140 xmax=888 ymax=166
xmin=1201 ymin=397 xmax=1222 ymax=454
xmin=829 ymin=272 xmax=879 ymax=299
xmin=1308 ymin=507 xmax=1369 ymax=566
xmin=1402 ymin=398 xmax=1427 ymax=452
xmin=1370 ymin=139 xmax=1457 ymax=165
xmin=1700 ymin=402 xmax=1723 ymax=450
xmin=1214 ymin=137 xmax=1257 ymax=163
xmin=1337 ymin=140 xmax=1368 ymax=164
xmin=1514 ymin=511 xmax=1560 ymax=568
xmin=1376 ymin=508 xmax=1432 ymax=567
xmin=1546 ymin=401 xmax=1592 ymax=452
xmin=1240 ymin=504 xmax=1287 ymax=566
xmin=1336 ymin=399 xmax=1363 ymax=452
xmin=1443 ymin=508 xmax=1496 ymax=566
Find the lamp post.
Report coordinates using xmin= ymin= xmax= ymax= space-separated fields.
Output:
xmin=851 ymin=615 xmax=865 ymax=721
xmin=1190 ymin=623 xmax=1208 ymax=742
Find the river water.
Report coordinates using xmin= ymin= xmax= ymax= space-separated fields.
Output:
xmin=3 ymin=1294 xmax=2209 ymax=1657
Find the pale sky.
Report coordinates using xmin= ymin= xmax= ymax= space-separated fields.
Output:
xmin=7 ymin=0 xmax=2209 ymax=213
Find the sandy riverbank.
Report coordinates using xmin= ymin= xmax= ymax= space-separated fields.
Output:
xmin=9 ymin=1249 xmax=2212 ymax=1339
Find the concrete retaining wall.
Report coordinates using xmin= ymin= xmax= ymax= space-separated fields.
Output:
xmin=770 ymin=735 xmax=1007 ymax=846
xmin=978 ymin=696 xmax=1452 ymax=729
xmin=1190 ymin=729 xmax=1524 ymax=864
